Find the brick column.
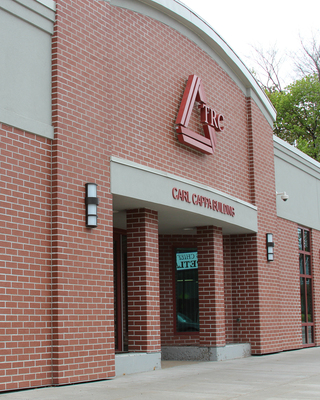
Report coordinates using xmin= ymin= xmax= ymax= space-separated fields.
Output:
xmin=126 ymin=209 xmax=160 ymax=352
xmin=197 ymin=226 xmax=225 ymax=348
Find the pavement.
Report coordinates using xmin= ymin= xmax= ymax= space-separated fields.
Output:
xmin=2 ymin=347 xmax=320 ymax=400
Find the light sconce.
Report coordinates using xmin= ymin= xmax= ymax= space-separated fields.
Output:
xmin=266 ymin=233 xmax=274 ymax=261
xmin=85 ymin=183 xmax=99 ymax=228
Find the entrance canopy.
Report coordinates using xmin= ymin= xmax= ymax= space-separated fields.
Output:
xmin=111 ymin=157 xmax=257 ymax=235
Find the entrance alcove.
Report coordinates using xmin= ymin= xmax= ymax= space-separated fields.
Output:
xmin=111 ymin=157 xmax=257 ymax=374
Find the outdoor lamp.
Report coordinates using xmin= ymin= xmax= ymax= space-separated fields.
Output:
xmin=266 ymin=233 xmax=274 ymax=261
xmin=85 ymin=183 xmax=99 ymax=228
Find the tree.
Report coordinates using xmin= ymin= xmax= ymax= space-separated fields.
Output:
xmin=250 ymin=45 xmax=285 ymax=93
xmin=267 ymin=74 xmax=320 ymax=160
xmin=248 ymin=34 xmax=320 ymax=161
xmin=249 ymin=33 xmax=320 ymax=91
xmin=293 ymin=33 xmax=320 ymax=82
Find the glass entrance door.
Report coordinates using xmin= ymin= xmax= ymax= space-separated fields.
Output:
xmin=113 ymin=232 xmax=128 ymax=352
xmin=175 ymin=248 xmax=199 ymax=333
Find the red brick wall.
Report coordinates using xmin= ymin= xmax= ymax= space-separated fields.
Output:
xmin=198 ymin=226 xmax=225 ymax=347
xmin=51 ymin=0 xmax=278 ymax=360
xmin=108 ymin=5 xmax=251 ymax=204
xmin=105 ymin=7 xmax=285 ymax=355
xmin=228 ymin=233 xmax=261 ymax=351
xmin=51 ymin=0 xmax=114 ymax=385
xmin=126 ymin=209 xmax=161 ymax=352
xmin=202 ymin=97 xmax=279 ymax=355
xmin=0 ymin=124 xmax=52 ymax=392
xmin=224 ymin=218 xmax=317 ymax=353
xmin=246 ymin=99 xmax=280 ymax=354
xmin=2 ymin=0 xmax=315 ymax=392
xmin=223 ymin=236 xmax=233 ymax=343
xmin=277 ymin=218 xmax=302 ymax=350
xmin=160 ymin=229 xmax=226 ymax=349
xmin=105 ymin=5 xmax=281 ymax=355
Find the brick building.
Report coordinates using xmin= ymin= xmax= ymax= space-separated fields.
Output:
xmin=1 ymin=0 xmax=319 ymax=392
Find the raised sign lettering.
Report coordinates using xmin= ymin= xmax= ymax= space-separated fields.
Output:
xmin=172 ymin=187 xmax=235 ymax=217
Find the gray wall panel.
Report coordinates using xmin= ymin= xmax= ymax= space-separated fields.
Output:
xmin=274 ymin=136 xmax=320 ymax=230
xmin=0 ymin=0 xmax=55 ymax=138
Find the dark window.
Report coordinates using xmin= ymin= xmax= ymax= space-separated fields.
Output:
xmin=298 ymin=227 xmax=314 ymax=346
xmin=175 ymin=248 xmax=199 ymax=333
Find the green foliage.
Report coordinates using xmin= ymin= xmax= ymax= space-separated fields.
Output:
xmin=267 ymin=74 xmax=320 ymax=161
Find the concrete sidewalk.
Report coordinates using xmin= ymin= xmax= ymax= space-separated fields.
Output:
xmin=2 ymin=347 xmax=320 ymax=400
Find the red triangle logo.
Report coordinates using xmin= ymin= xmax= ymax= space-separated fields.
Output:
xmin=175 ymin=75 xmax=224 ymax=155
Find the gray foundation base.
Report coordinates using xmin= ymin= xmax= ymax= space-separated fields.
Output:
xmin=115 ymin=352 xmax=161 ymax=376
xmin=162 ymin=343 xmax=251 ymax=362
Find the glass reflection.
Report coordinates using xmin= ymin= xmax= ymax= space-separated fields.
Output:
xmin=175 ymin=248 xmax=199 ymax=333
xmin=299 ymin=254 xmax=304 ymax=274
xmin=302 ymin=327 xmax=306 ymax=344
xmin=305 ymin=255 xmax=311 ymax=275
xmin=300 ymin=277 xmax=306 ymax=322
xmin=298 ymin=228 xmax=303 ymax=250
xmin=308 ymin=326 xmax=313 ymax=344
xmin=304 ymin=230 xmax=310 ymax=252
xmin=307 ymin=279 xmax=313 ymax=322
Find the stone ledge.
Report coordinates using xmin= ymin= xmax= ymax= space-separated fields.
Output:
xmin=115 ymin=352 xmax=161 ymax=376
xmin=162 ymin=344 xmax=251 ymax=361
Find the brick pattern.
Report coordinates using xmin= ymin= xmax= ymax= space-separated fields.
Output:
xmin=277 ymin=219 xmax=303 ymax=350
xmin=2 ymin=0 xmax=318 ymax=392
xmin=225 ymin=220 xmax=315 ymax=353
xmin=105 ymin=8 xmax=283 ymax=355
xmin=0 ymin=124 xmax=52 ymax=392
xmin=126 ymin=209 xmax=161 ymax=352
xmin=108 ymin=5 xmax=252 ymax=204
xmin=245 ymin=99 xmax=280 ymax=354
xmin=51 ymin=0 xmax=114 ymax=386
xmin=227 ymin=233 xmax=261 ymax=352
xmin=160 ymin=230 xmax=226 ymax=348
xmin=197 ymin=226 xmax=225 ymax=347
xmin=223 ymin=236 xmax=233 ymax=343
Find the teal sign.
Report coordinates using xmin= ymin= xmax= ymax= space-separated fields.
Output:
xmin=176 ymin=251 xmax=198 ymax=270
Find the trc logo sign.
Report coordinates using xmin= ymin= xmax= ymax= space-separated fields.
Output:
xmin=175 ymin=75 xmax=224 ymax=155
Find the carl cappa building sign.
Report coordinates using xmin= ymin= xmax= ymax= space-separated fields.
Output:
xmin=172 ymin=187 xmax=235 ymax=217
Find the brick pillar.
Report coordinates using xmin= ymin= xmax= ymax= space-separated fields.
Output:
xmin=126 ymin=209 xmax=160 ymax=352
xmin=197 ymin=226 xmax=226 ymax=348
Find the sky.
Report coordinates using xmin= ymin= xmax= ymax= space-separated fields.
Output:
xmin=180 ymin=0 xmax=320 ymax=86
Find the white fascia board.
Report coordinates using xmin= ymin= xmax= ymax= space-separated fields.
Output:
xmin=1 ymin=0 xmax=56 ymax=33
xmin=35 ymin=0 xmax=56 ymax=11
xmin=273 ymin=135 xmax=320 ymax=179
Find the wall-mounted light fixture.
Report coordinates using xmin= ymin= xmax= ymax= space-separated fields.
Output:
xmin=85 ymin=183 xmax=99 ymax=228
xmin=266 ymin=233 xmax=274 ymax=261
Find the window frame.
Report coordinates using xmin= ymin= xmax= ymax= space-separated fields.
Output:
xmin=173 ymin=246 xmax=199 ymax=336
xmin=298 ymin=226 xmax=315 ymax=347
